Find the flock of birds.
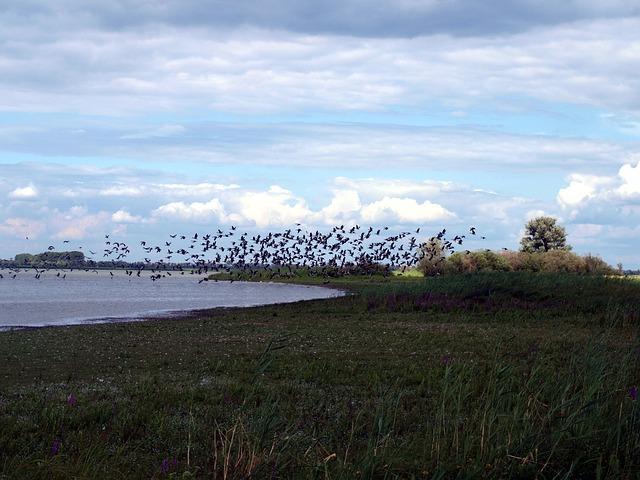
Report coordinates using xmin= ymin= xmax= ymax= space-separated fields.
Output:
xmin=1 ymin=224 xmax=482 ymax=282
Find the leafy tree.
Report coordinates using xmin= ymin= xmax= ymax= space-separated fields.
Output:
xmin=519 ymin=216 xmax=572 ymax=253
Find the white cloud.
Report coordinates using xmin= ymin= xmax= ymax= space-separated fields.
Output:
xmin=314 ymin=189 xmax=362 ymax=226
xmin=525 ymin=209 xmax=548 ymax=221
xmin=112 ymin=209 xmax=142 ymax=223
xmin=557 ymin=160 xmax=640 ymax=215
xmin=8 ymin=183 xmax=39 ymax=200
xmin=617 ymin=160 xmax=640 ymax=196
xmin=151 ymin=198 xmax=230 ymax=223
xmin=360 ymin=196 xmax=455 ymax=224
xmin=551 ymin=159 xmax=640 ymax=231
xmin=556 ymin=174 xmax=611 ymax=209
xmin=235 ymin=186 xmax=312 ymax=228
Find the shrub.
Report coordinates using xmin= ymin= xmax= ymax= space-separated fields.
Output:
xmin=539 ymin=250 xmax=587 ymax=273
xmin=442 ymin=252 xmax=473 ymax=274
xmin=583 ymin=253 xmax=617 ymax=275
xmin=439 ymin=250 xmax=616 ymax=276
xmin=443 ymin=251 xmax=512 ymax=274
xmin=472 ymin=250 xmax=512 ymax=272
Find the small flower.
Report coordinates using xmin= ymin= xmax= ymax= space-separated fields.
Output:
xmin=630 ymin=386 xmax=638 ymax=401
xmin=67 ymin=394 xmax=76 ymax=405
xmin=161 ymin=458 xmax=170 ymax=473
xmin=443 ymin=354 xmax=455 ymax=365
xmin=51 ymin=439 xmax=60 ymax=455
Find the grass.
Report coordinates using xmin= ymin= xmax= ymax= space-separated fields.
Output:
xmin=1 ymin=272 xmax=639 ymax=479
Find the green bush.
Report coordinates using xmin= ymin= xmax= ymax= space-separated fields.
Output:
xmin=539 ymin=249 xmax=587 ymax=273
xmin=443 ymin=250 xmax=511 ymax=274
xmin=439 ymin=250 xmax=616 ymax=276
xmin=583 ymin=253 xmax=618 ymax=275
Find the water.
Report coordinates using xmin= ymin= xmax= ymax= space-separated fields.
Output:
xmin=0 ymin=270 xmax=344 ymax=329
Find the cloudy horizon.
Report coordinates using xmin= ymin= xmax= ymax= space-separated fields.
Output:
xmin=1 ymin=1 xmax=639 ymax=268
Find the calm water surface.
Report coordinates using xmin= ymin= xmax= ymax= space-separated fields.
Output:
xmin=0 ymin=270 xmax=343 ymax=328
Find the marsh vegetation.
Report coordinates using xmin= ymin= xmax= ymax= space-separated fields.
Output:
xmin=1 ymin=272 xmax=638 ymax=478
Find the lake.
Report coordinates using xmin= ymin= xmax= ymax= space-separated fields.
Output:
xmin=0 ymin=269 xmax=344 ymax=329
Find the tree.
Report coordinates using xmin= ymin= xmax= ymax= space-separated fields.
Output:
xmin=519 ymin=216 xmax=572 ymax=253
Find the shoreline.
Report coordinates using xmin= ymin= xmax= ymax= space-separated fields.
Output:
xmin=0 ymin=281 xmax=348 ymax=331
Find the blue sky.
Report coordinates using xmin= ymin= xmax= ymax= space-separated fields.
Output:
xmin=1 ymin=1 xmax=640 ymax=268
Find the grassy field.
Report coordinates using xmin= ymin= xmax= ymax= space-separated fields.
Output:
xmin=1 ymin=272 xmax=639 ymax=479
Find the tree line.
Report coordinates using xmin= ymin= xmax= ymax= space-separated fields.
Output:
xmin=0 ymin=251 xmax=132 ymax=270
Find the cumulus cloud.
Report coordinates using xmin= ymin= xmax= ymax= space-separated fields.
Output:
xmin=151 ymin=198 xmax=230 ymax=223
xmin=562 ymin=160 xmax=640 ymax=202
xmin=617 ymin=161 xmax=640 ymax=196
xmin=314 ymin=189 xmax=362 ymax=226
xmin=555 ymin=159 xmax=640 ymax=226
xmin=148 ymin=180 xmax=460 ymax=230
xmin=360 ymin=197 xmax=455 ymax=224
xmin=235 ymin=186 xmax=312 ymax=228
xmin=8 ymin=183 xmax=39 ymax=200
xmin=112 ymin=209 xmax=142 ymax=223
xmin=150 ymin=186 xmax=313 ymax=228
xmin=557 ymin=174 xmax=613 ymax=209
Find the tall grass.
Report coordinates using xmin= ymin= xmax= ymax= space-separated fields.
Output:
xmin=1 ymin=272 xmax=639 ymax=478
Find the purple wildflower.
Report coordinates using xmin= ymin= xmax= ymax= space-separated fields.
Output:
xmin=51 ymin=439 xmax=60 ymax=455
xmin=630 ymin=386 xmax=638 ymax=401
xmin=67 ymin=394 xmax=76 ymax=405
xmin=443 ymin=354 xmax=455 ymax=365
xmin=161 ymin=458 xmax=170 ymax=473
xmin=385 ymin=296 xmax=398 ymax=309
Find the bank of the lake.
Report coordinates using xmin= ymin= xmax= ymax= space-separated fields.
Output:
xmin=0 ymin=270 xmax=344 ymax=329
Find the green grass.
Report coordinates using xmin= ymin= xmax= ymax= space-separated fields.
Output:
xmin=1 ymin=272 xmax=639 ymax=479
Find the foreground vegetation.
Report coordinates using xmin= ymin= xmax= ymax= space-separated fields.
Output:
xmin=1 ymin=272 xmax=639 ymax=479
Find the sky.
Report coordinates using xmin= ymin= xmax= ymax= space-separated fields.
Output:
xmin=1 ymin=1 xmax=640 ymax=268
